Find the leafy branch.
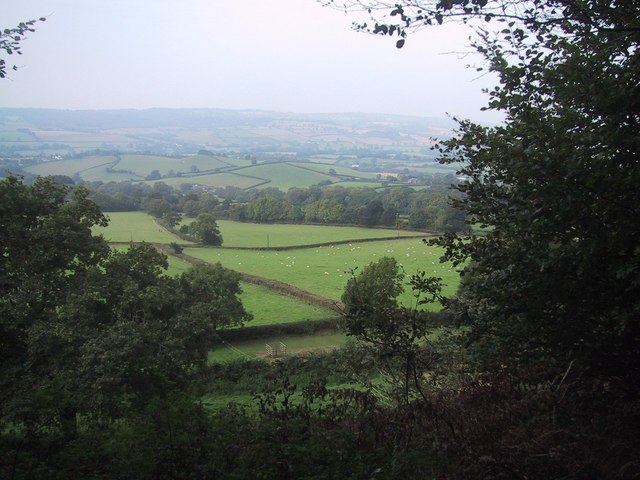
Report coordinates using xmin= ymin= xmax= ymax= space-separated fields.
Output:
xmin=0 ymin=17 xmax=46 ymax=78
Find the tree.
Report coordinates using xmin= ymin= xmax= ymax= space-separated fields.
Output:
xmin=331 ymin=1 xmax=640 ymax=386
xmin=189 ymin=212 xmax=223 ymax=245
xmin=0 ymin=176 xmax=249 ymax=447
xmin=178 ymin=263 xmax=252 ymax=331
xmin=145 ymin=169 xmax=161 ymax=180
xmin=341 ymin=257 xmax=445 ymax=404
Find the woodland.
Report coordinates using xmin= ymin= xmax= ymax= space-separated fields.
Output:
xmin=1 ymin=0 xmax=639 ymax=478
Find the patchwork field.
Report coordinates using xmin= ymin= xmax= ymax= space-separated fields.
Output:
xmin=100 ymin=212 xmax=459 ymax=357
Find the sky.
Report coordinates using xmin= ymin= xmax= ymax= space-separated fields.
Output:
xmin=2 ymin=0 xmax=501 ymax=123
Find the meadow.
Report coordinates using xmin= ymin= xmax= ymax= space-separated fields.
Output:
xmin=100 ymin=213 xmax=459 ymax=358
xmin=185 ymin=238 xmax=459 ymax=305
xmin=216 ymin=220 xmax=422 ymax=248
xmin=231 ymin=162 xmax=335 ymax=190
xmin=115 ymin=154 xmax=240 ymax=178
xmin=163 ymin=254 xmax=334 ymax=328
xmin=155 ymin=171 xmax=265 ymax=189
xmin=25 ymin=156 xmax=116 ymax=177
xmin=207 ymin=330 xmax=347 ymax=363
xmin=95 ymin=212 xmax=189 ymax=243
xmin=295 ymin=162 xmax=379 ymax=179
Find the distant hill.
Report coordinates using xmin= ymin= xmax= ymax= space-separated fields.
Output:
xmin=0 ymin=107 xmax=455 ymax=156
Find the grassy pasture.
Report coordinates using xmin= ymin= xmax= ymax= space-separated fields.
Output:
xmin=208 ymin=330 xmax=347 ymax=363
xmin=298 ymin=163 xmax=379 ymax=179
xmin=95 ymin=211 xmax=189 ymax=243
xmin=217 ymin=220 xmax=422 ymax=248
xmin=115 ymin=154 xmax=242 ymax=178
xmin=152 ymin=171 xmax=266 ymax=189
xmin=178 ymin=154 xmax=237 ymax=172
xmin=238 ymin=282 xmax=334 ymax=327
xmin=81 ymin=166 xmax=140 ymax=182
xmin=185 ymin=238 xmax=460 ymax=305
xmin=116 ymin=154 xmax=183 ymax=177
xmin=25 ymin=156 xmax=116 ymax=177
xmin=0 ymin=130 xmax=34 ymax=142
xmin=335 ymin=181 xmax=385 ymax=189
xmin=234 ymin=163 xmax=333 ymax=190
xmin=112 ymin=244 xmax=333 ymax=328
xmin=163 ymin=255 xmax=334 ymax=327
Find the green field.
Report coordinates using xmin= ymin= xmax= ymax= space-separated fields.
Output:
xmin=116 ymin=154 xmax=235 ymax=178
xmin=233 ymin=163 xmax=334 ymax=190
xmin=25 ymin=156 xmax=116 ymax=177
xmin=335 ymin=181 xmax=385 ymax=188
xmin=216 ymin=220 xmax=422 ymax=248
xmin=239 ymin=282 xmax=334 ymax=327
xmin=95 ymin=212 xmax=190 ymax=243
xmin=297 ymin=162 xmax=379 ymax=179
xmin=164 ymin=255 xmax=335 ymax=327
xmin=185 ymin=238 xmax=459 ymax=305
xmin=152 ymin=171 xmax=265 ymax=189
xmin=0 ymin=130 xmax=35 ymax=142
xmin=208 ymin=330 xmax=347 ymax=363
xmin=116 ymin=154 xmax=184 ymax=177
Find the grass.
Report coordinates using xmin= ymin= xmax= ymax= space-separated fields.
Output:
xmin=0 ymin=131 xmax=34 ymax=142
xmin=297 ymin=162 xmax=378 ymax=179
xmin=95 ymin=211 xmax=189 ymax=243
xmin=335 ymin=181 xmax=385 ymax=188
xmin=239 ymin=282 xmax=334 ymax=327
xmin=185 ymin=238 xmax=460 ymax=305
xmin=234 ymin=163 xmax=333 ymax=190
xmin=25 ymin=156 xmax=116 ymax=177
xmin=164 ymin=250 xmax=336 ymax=327
xmin=152 ymin=171 xmax=265 ymax=189
xmin=216 ymin=220 xmax=422 ymax=248
xmin=208 ymin=330 xmax=347 ymax=363
xmin=116 ymin=154 xmax=183 ymax=177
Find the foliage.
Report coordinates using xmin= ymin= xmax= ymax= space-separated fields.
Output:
xmin=323 ymin=0 xmax=640 ymax=476
xmin=341 ymin=257 xmax=447 ymax=403
xmin=0 ymin=176 xmax=254 ymax=476
xmin=178 ymin=263 xmax=252 ymax=330
xmin=87 ymin=177 xmax=469 ymax=231
xmin=0 ymin=18 xmax=46 ymax=78
xmin=189 ymin=212 xmax=223 ymax=245
xmin=330 ymin=0 xmax=640 ymax=381
xmin=427 ymin=1 xmax=640 ymax=388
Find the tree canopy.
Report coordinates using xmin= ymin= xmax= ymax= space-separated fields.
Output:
xmin=0 ymin=176 xmax=249 ymax=437
xmin=328 ymin=0 xmax=640 ymax=386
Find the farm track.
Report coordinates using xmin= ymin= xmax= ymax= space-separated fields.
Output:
xmin=153 ymin=243 xmax=344 ymax=313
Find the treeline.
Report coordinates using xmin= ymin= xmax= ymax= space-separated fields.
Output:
xmin=84 ymin=180 xmax=469 ymax=233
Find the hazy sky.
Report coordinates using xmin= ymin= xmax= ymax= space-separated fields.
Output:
xmin=2 ymin=0 xmax=500 ymax=122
